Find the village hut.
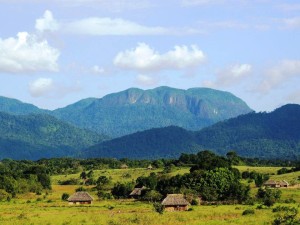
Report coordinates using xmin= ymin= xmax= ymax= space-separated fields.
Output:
xmin=129 ymin=186 xmax=147 ymax=199
xmin=279 ymin=180 xmax=289 ymax=188
xmin=147 ymin=164 xmax=153 ymax=170
xmin=120 ymin=164 xmax=128 ymax=169
xmin=68 ymin=192 xmax=94 ymax=205
xmin=264 ymin=180 xmax=280 ymax=188
xmin=161 ymin=194 xmax=189 ymax=211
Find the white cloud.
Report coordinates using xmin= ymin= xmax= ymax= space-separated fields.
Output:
xmin=281 ymin=17 xmax=300 ymax=29
xmin=35 ymin=10 xmax=59 ymax=32
xmin=91 ymin=65 xmax=105 ymax=74
xmin=113 ymin=43 xmax=206 ymax=72
xmin=29 ymin=78 xmax=82 ymax=97
xmin=136 ymin=74 xmax=158 ymax=86
xmin=29 ymin=78 xmax=54 ymax=97
xmin=64 ymin=17 xmax=167 ymax=35
xmin=0 ymin=32 xmax=60 ymax=73
xmin=257 ymin=60 xmax=300 ymax=93
xmin=203 ymin=63 xmax=252 ymax=88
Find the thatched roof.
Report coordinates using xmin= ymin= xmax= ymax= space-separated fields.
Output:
xmin=279 ymin=180 xmax=289 ymax=186
xmin=130 ymin=186 xmax=146 ymax=196
xmin=161 ymin=194 xmax=189 ymax=206
xmin=68 ymin=192 xmax=94 ymax=202
xmin=264 ymin=180 xmax=278 ymax=185
xmin=147 ymin=164 xmax=153 ymax=169
xmin=120 ymin=164 xmax=128 ymax=169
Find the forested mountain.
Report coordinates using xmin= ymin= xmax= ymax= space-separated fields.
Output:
xmin=52 ymin=86 xmax=252 ymax=137
xmin=0 ymin=96 xmax=46 ymax=115
xmin=84 ymin=104 xmax=300 ymax=160
xmin=0 ymin=112 xmax=107 ymax=160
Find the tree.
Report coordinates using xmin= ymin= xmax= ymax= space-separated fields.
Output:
xmin=257 ymin=187 xmax=281 ymax=207
xmin=111 ymin=182 xmax=134 ymax=199
xmin=143 ymin=190 xmax=162 ymax=202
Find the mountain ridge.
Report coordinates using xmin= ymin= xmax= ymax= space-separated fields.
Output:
xmin=84 ymin=104 xmax=300 ymax=160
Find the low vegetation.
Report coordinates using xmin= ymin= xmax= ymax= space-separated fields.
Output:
xmin=0 ymin=151 xmax=300 ymax=224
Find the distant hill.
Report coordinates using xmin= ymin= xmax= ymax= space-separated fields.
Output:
xmin=0 ymin=112 xmax=107 ymax=160
xmin=84 ymin=104 xmax=300 ymax=160
xmin=0 ymin=96 xmax=46 ymax=115
xmin=52 ymin=86 xmax=252 ymax=137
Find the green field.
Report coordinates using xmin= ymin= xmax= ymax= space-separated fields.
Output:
xmin=0 ymin=166 xmax=300 ymax=225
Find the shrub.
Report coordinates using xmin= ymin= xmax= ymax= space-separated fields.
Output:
xmin=61 ymin=193 xmax=70 ymax=201
xmin=153 ymin=202 xmax=164 ymax=214
xmin=75 ymin=187 xmax=87 ymax=192
xmin=272 ymin=206 xmax=299 ymax=225
xmin=242 ymin=209 xmax=255 ymax=215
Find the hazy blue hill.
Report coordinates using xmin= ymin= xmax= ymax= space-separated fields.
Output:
xmin=0 ymin=96 xmax=46 ymax=115
xmin=84 ymin=104 xmax=300 ymax=160
xmin=53 ymin=86 xmax=252 ymax=137
xmin=84 ymin=126 xmax=201 ymax=159
xmin=194 ymin=104 xmax=300 ymax=159
xmin=0 ymin=112 xmax=107 ymax=160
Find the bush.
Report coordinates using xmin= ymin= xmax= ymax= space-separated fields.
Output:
xmin=272 ymin=206 xmax=299 ymax=225
xmin=58 ymin=178 xmax=79 ymax=185
xmin=153 ymin=202 xmax=164 ymax=214
xmin=75 ymin=187 xmax=87 ymax=192
xmin=191 ymin=199 xmax=199 ymax=206
xmin=242 ymin=209 xmax=255 ymax=215
xmin=61 ymin=193 xmax=70 ymax=201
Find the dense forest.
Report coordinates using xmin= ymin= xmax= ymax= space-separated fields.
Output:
xmin=85 ymin=104 xmax=300 ymax=160
xmin=0 ymin=112 xmax=107 ymax=160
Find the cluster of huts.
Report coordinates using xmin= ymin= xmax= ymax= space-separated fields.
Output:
xmin=67 ymin=191 xmax=190 ymax=211
xmin=67 ymin=166 xmax=290 ymax=211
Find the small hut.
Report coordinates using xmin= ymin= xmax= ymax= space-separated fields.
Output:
xmin=129 ymin=186 xmax=147 ymax=199
xmin=68 ymin=192 xmax=94 ymax=205
xmin=279 ymin=180 xmax=289 ymax=188
xmin=264 ymin=180 xmax=280 ymax=188
xmin=120 ymin=164 xmax=128 ymax=169
xmin=147 ymin=164 xmax=153 ymax=170
xmin=161 ymin=194 xmax=189 ymax=211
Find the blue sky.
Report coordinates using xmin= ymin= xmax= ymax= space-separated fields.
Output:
xmin=0 ymin=0 xmax=299 ymax=111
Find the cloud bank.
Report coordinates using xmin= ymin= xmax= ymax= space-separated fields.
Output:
xmin=114 ymin=43 xmax=206 ymax=72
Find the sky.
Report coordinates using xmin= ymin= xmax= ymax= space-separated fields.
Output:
xmin=0 ymin=0 xmax=299 ymax=112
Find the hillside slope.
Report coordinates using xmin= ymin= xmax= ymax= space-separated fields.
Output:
xmin=0 ymin=112 xmax=107 ymax=160
xmin=84 ymin=104 xmax=300 ymax=159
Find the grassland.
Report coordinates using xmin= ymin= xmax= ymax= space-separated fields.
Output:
xmin=0 ymin=166 xmax=300 ymax=225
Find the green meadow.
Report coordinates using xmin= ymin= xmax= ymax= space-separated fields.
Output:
xmin=0 ymin=166 xmax=299 ymax=225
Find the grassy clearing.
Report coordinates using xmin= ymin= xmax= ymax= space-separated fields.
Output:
xmin=51 ymin=167 xmax=190 ymax=185
xmin=0 ymin=198 xmax=290 ymax=225
xmin=1 ymin=166 xmax=300 ymax=224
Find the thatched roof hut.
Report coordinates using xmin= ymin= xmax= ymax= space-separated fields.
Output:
xmin=68 ymin=192 xmax=94 ymax=205
xmin=279 ymin=180 xmax=289 ymax=187
xmin=129 ymin=186 xmax=147 ymax=198
xmin=147 ymin=164 xmax=153 ymax=170
xmin=264 ymin=180 xmax=289 ymax=188
xmin=161 ymin=194 xmax=189 ymax=211
xmin=120 ymin=164 xmax=128 ymax=169
xmin=264 ymin=180 xmax=280 ymax=188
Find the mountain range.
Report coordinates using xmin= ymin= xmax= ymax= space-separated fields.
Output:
xmin=85 ymin=104 xmax=300 ymax=160
xmin=0 ymin=86 xmax=299 ymax=160
xmin=51 ymin=86 xmax=252 ymax=137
